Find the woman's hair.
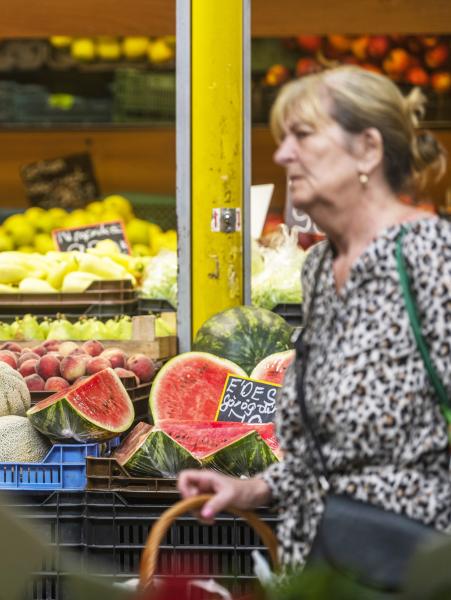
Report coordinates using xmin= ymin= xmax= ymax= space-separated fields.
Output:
xmin=270 ymin=65 xmax=447 ymax=193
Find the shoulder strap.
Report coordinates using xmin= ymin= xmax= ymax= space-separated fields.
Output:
xmin=395 ymin=227 xmax=451 ymax=420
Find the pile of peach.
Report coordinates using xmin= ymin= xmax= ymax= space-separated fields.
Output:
xmin=0 ymin=341 xmax=157 ymax=392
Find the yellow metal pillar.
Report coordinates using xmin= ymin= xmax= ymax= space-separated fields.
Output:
xmin=191 ymin=0 xmax=245 ymax=337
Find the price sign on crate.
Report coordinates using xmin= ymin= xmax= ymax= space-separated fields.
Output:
xmin=216 ymin=374 xmax=280 ymax=424
xmin=20 ymin=152 xmax=100 ymax=210
xmin=52 ymin=220 xmax=131 ymax=254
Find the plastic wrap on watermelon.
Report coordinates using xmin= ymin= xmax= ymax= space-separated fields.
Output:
xmin=252 ymin=225 xmax=306 ymax=310
xmin=26 ymin=369 xmax=135 ymax=443
xmin=140 ymin=250 xmax=177 ymax=308
xmin=114 ymin=420 xmax=281 ymax=479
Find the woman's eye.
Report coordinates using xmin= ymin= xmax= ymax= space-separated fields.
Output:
xmin=293 ymin=130 xmax=310 ymax=139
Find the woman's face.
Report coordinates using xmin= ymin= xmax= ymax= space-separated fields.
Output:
xmin=274 ymin=114 xmax=360 ymax=211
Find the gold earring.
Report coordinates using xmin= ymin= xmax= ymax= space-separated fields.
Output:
xmin=359 ymin=172 xmax=369 ymax=187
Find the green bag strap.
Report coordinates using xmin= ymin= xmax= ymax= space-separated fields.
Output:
xmin=395 ymin=226 xmax=451 ymax=422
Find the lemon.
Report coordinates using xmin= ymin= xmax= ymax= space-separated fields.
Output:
xmin=92 ymin=239 xmax=121 ymax=255
xmin=96 ymin=37 xmax=121 ymax=61
xmin=126 ymin=218 xmax=150 ymax=245
xmin=71 ymin=38 xmax=96 ymax=62
xmin=17 ymin=245 xmax=34 ymax=253
xmin=102 ymin=195 xmax=133 ymax=221
xmin=50 ymin=36 xmax=72 ymax=48
xmin=3 ymin=214 xmax=35 ymax=247
xmin=101 ymin=210 xmax=124 ymax=224
xmin=86 ymin=201 xmax=104 ymax=215
xmin=65 ymin=210 xmax=91 ymax=228
xmin=24 ymin=206 xmax=46 ymax=224
xmin=147 ymin=39 xmax=174 ymax=64
xmin=34 ymin=233 xmax=55 ymax=254
xmin=132 ymin=243 xmax=151 ymax=257
xmin=122 ymin=37 xmax=149 ymax=60
xmin=48 ymin=207 xmax=68 ymax=228
xmin=0 ymin=230 xmax=13 ymax=252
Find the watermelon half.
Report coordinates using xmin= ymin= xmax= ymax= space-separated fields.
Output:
xmin=250 ymin=349 xmax=295 ymax=385
xmin=113 ymin=420 xmax=280 ymax=478
xmin=149 ymin=351 xmax=246 ymax=423
xmin=27 ymin=368 xmax=134 ymax=443
xmin=193 ymin=306 xmax=293 ymax=374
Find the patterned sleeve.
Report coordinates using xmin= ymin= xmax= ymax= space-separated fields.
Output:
xmin=259 ymin=243 xmax=327 ymax=507
xmin=404 ymin=219 xmax=451 ymax=395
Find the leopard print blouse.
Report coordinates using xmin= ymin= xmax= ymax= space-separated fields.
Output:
xmin=261 ymin=216 xmax=451 ymax=568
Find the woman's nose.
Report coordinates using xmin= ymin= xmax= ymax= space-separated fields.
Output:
xmin=273 ymin=135 xmax=297 ymax=166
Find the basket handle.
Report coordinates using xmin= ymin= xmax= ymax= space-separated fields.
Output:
xmin=139 ymin=493 xmax=280 ymax=590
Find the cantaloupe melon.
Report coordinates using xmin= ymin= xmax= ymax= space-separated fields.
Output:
xmin=0 ymin=415 xmax=50 ymax=462
xmin=0 ymin=362 xmax=31 ymax=416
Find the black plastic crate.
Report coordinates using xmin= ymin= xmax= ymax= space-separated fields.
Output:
xmin=83 ymin=491 xmax=278 ymax=589
xmin=138 ymin=297 xmax=175 ymax=314
xmin=272 ymin=302 xmax=303 ymax=327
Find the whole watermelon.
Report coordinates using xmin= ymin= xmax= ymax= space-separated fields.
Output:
xmin=193 ymin=306 xmax=293 ymax=374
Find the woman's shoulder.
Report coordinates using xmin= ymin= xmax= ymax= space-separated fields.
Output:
xmin=401 ymin=216 xmax=451 ymax=265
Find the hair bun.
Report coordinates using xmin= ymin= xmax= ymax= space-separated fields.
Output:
xmin=404 ymin=87 xmax=426 ymax=127
xmin=412 ymin=130 xmax=447 ymax=189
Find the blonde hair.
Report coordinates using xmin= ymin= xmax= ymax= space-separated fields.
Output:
xmin=270 ymin=65 xmax=447 ymax=193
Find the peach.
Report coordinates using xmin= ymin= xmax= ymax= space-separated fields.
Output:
xmin=36 ymin=354 xmax=61 ymax=380
xmin=32 ymin=345 xmax=47 ymax=357
xmin=0 ymin=350 xmax=18 ymax=369
xmin=58 ymin=341 xmax=80 ymax=356
xmin=367 ymin=35 xmax=390 ymax=58
xmin=126 ymin=354 xmax=156 ymax=383
xmin=351 ymin=36 xmax=369 ymax=60
xmin=406 ymin=66 xmax=429 ymax=87
xmin=100 ymin=347 xmax=126 ymax=369
xmin=327 ymin=34 xmax=352 ymax=53
xmin=60 ymin=354 xmax=87 ymax=382
xmin=0 ymin=342 xmax=22 ymax=353
xmin=44 ymin=377 xmax=70 ymax=392
xmin=296 ymin=35 xmax=322 ymax=52
xmin=74 ymin=375 xmax=90 ymax=384
xmin=114 ymin=367 xmax=139 ymax=387
xmin=264 ymin=64 xmax=290 ymax=87
xmin=382 ymin=48 xmax=410 ymax=76
xmin=69 ymin=348 xmax=88 ymax=356
xmin=19 ymin=358 xmax=38 ymax=378
xmin=42 ymin=340 xmax=61 ymax=352
xmin=24 ymin=373 xmax=45 ymax=391
xmin=81 ymin=340 xmax=105 ymax=357
xmin=17 ymin=351 xmax=40 ymax=367
xmin=431 ymin=72 xmax=451 ymax=93
xmin=295 ymin=57 xmax=321 ymax=77
xmin=86 ymin=356 xmax=112 ymax=375
xmin=425 ymin=44 xmax=449 ymax=69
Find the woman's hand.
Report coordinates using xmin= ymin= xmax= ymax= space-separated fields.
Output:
xmin=177 ymin=469 xmax=272 ymax=521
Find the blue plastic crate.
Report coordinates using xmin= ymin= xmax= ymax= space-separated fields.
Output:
xmin=0 ymin=438 xmax=119 ymax=491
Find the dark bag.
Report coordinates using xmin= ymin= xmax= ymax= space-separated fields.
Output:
xmin=297 ymin=227 xmax=450 ymax=593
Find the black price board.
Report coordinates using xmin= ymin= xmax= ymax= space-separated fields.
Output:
xmin=216 ymin=374 xmax=280 ymax=424
xmin=20 ymin=152 xmax=99 ymax=210
xmin=52 ymin=220 xmax=131 ymax=254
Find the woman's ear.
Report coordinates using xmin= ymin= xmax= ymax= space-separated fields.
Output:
xmin=355 ymin=127 xmax=384 ymax=175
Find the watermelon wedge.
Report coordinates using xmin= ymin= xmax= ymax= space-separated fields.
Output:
xmin=250 ymin=350 xmax=295 ymax=385
xmin=27 ymin=368 xmax=134 ymax=443
xmin=149 ymin=352 xmax=247 ymax=423
xmin=113 ymin=420 xmax=280 ymax=478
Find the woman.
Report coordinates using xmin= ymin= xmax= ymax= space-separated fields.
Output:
xmin=178 ymin=66 xmax=451 ymax=568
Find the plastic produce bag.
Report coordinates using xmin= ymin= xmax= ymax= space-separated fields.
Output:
xmin=140 ymin=250 xmax=177 ymax=308
xmin=252 ymin=226 xmax=306 ymax=310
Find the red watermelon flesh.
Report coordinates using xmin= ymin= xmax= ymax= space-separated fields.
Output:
xmin=27 ymin=368 xmax=135 ymax=442
xmin=250 ymin=350 xmax=295 ymax=385
xmin=149 ymin=352 xmax=247 ymax=423
xmin=158 ymin=420 xmax=282 ymax=459
xmin=113 ymin=421 xmax=153 ymax=466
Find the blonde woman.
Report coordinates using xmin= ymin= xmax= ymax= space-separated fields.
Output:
xmin=178 ymin=66 xmax=451 ymax=570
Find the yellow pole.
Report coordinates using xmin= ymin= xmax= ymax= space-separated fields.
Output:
xmin=191 ymin=0 xmax=244 ymax=338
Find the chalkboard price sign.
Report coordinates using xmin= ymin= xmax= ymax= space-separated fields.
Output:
xmin=20 ymin=152 xmax=99 ymax=210
xmin=216 ymin=374 xmax=280 ymax=424
xmin=52 ymin=220 xmax=130 ymax=254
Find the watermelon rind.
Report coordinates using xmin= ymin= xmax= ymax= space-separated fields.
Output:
xmin=193 ymin=306 xmax=293 ymax=374
xmin=149 ymin=351 xmax=247 ymax=423
xmin=115 ymin=426 xmax=200 ymax=477
xmin=27 ymin=368 xmax=135 ymax=443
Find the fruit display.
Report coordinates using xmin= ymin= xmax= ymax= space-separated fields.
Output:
xmin=193 ymin=306 xmax=293 ymax=375
xmin=0 ymin=415 xmax=51 ymax=462
xmin=149 ymin=352 xmax=247 ymax=423
xmin=0 ymin=361 xmax=31 ymax=416
xmin=113 ymin=420 xmax=279 ymax=478
xmin=250 ymin=349 xmax=295 ymax=385
xmin=260 ymin=35 xmax=451 ymax=94
xmin=0 ymin=339 xmax=159 ymax=392
xmin=27 ymin=367 xmax=135 ymax=443
xmin=0 ymin=195 xmax=176 ymax=259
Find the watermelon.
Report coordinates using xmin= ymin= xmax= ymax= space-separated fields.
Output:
xmin=114 ymin=420 xmax=280 ymax=477
xmin=27 ymin=368 xmax=134 ymax=443
xmin=250 ymin=349 xmax=295 ymax=385
xmin=149 ymin=351 xmax=246 ymax=423
xmin=193 ymin=306 xmax=293 ymax=374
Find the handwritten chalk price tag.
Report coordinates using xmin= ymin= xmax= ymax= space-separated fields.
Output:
xmin=216 ymin=374 xmax=280 ymax=424
xmin=52 ymin=220 xmax=130 ymax=254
